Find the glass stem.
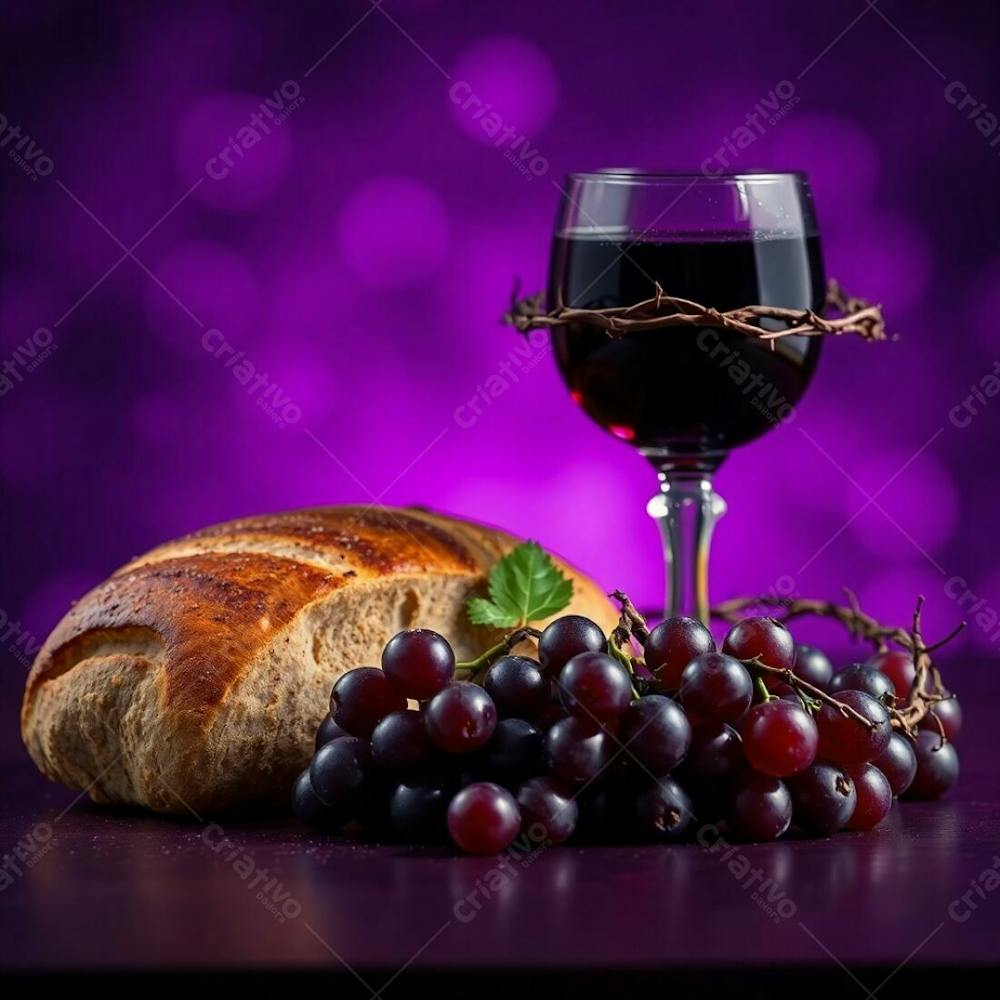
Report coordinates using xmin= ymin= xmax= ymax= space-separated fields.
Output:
xmin=647 ymin=468 xmax=727 ymax=624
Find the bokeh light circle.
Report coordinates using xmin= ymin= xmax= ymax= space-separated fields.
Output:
xmin=846 ymin=448 xmax=959 ymax=560
xmin=175 ymin=90 xmax=295 ymax=211
xmin=336 ymin=176 xmax=449 ymax=288
xmin=448 ymin=37 xmax=559 ymax=143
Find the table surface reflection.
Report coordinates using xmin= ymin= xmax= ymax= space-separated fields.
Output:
xmin=1 ymin=689 xmax=998 ymax=992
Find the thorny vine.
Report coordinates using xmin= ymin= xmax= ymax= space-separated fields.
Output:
xmin=605 ymin=590 xmax=960 ymax=742
xmin=505 ymin=279 xmax=889 ymax=346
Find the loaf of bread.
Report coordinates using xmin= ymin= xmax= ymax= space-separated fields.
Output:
xmin=21 ymin=506 xmax=616 ymax=815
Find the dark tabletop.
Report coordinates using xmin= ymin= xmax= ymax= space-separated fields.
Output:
xmin=1 ymin=685 xmax=998 ymax=997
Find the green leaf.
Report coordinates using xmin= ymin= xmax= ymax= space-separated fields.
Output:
xmin=466 ymin=596 xmax=520 ymax=628
xmin=466 ymin=541 xmax=574 ymax=628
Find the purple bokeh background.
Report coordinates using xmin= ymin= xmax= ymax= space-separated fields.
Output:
xmin=2 ymin=0 xmax=999 ymax=743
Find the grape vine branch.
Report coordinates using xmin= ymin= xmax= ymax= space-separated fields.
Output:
xmin=455 ymin=625 xmax=543 ymax=683
xmin=504 ymin=278 xmax=889 ymax=344
xmin=609 ymin=591 xmax=878 ymax=728
xmin=711 ymin=592 xmax=963 ymax=739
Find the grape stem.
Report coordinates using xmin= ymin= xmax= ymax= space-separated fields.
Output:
xmin=741 ymin=656 xmax=876 ymax=729
xmin=711 ymin=592 xmax=963 ymax=737
xmin=455 ymin=626 xmax=543 ymax=683
xmin=611 ymin=590 xmax=651 ymax=645
xmin=608 ymin=591 xmax=649 ymax=697
xmin=796 ymin=689 xmax=823 ymax=714
xmin=611 ymin=589 xmax=879 ymax=728
xmin=753 ymin=676 xmax=774 ymax=704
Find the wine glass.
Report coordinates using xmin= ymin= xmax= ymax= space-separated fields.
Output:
xmin=547 ymin=170 xmax=825 ymax=622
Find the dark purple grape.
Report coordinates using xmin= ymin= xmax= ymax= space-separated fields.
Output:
xmin=424 ymin=682 xmax=497 ymax=754
xmin=484 ymin=655 xmax=549 ymax=719
xmin=919 ymin=697 xmax=962 ymax=741
xmin=447 ymin=782 xmax=521 ymax=854
xmin=629 ymin=776 xmax=694 ymax=842
xmin=644 ymin=617 xmax=716 ymax=692
xmin=437 ymin=752 xmax=490 ymax=792
xmin=902 ymin=730 xmax=959 ymax=800
xmin=315 ymin=714 xmax=349 ymax=750
xmin=381 ymin=628 xmax=455 ymax=701
xmin=603 ymin=747 xmax=647 ymax=788
xmin=388 ymin=779 xmax=449 ymax=842
xmin=678 ymin=652 xmax=753 ymax=724
xmin=846 ymin=763 xmax=893 ymax=830
xmin=354 ymin=772 xmax=395 ymax=834
xmin=740 ymin=700 xmax=818 ymax=778
xmin=309 ymin=736 xmax=372 ymax=813
xmin=829 ymin=664 xmax=896 ymax=703
xmin=788 ymin=762 xmax=856 ymax=835
xmin=292 ymin=769 xmax=347 ymax=829
xmin=330 ymin=667 xmax=406 ymax=738
xmin=816 ymin=690 xmax=892 ymax=766
xmin=679 ymin=722 xmax=745 ymax=785
xmin=371 ymin=709 xmax=433 ymax=774
xmin=537 ymin=615 xmax=606 ymax=675
xmin=728 ymin=772 xmax=793 ymax=841
xmin=516 ymin=776 xmax=577 ymax=845
xmin=534 ymin=701 xmax=570 ymax=731
xmin=792 ymin=644 xmax=834 ymax=691
xmin=722 ymin=616 xmax=795 ymax=673
xmin=872 ymin=732 xmax=918 ymax=796
xmin=557 ymin=652 xmax=632 ymax=726
xmin=573 ymin=786 xmax=617 ymax=841
xmin=867 ymin=649 xmax=916 ymax=696
xmin=478 ymin=718 xmax=545 ymax=783
xmin=618 ymin=695 xmax=692 ymax=774
xmin=544 ymin=716 xmax=613 ymax=785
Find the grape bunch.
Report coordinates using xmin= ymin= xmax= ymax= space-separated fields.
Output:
xmin=292 ymin=611 xmax=961 ymax=853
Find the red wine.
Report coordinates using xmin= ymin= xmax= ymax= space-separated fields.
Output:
xmin=548 ymin=233 xmax=825 ymax=466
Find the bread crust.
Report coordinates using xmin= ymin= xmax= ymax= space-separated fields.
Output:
xmin=21 ymin=506 xmax=616 ymax=814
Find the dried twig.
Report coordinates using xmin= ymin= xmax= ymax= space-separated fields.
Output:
xmin=610 ymin=589 xmax=651 ymax=646
xmin=711 ymin=594 xmax=962 ymax=736
xmin=505 ymin=278 xmax=888 ymax=344
xmin=609 ymin=591 xmax=880 ymax=727
xmin=745 ymin=658 xmax=878 ymax=728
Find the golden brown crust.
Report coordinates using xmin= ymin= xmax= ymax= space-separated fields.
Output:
xmin=21 ymin=505 xmax=616 ymax=813
xmin=23 ymin=506 xmax=493 ymax=726
xmin=127 ymin=506 xmax=483 ymax=578
xmin=23 ymin=553 xmax=345 ymax=720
